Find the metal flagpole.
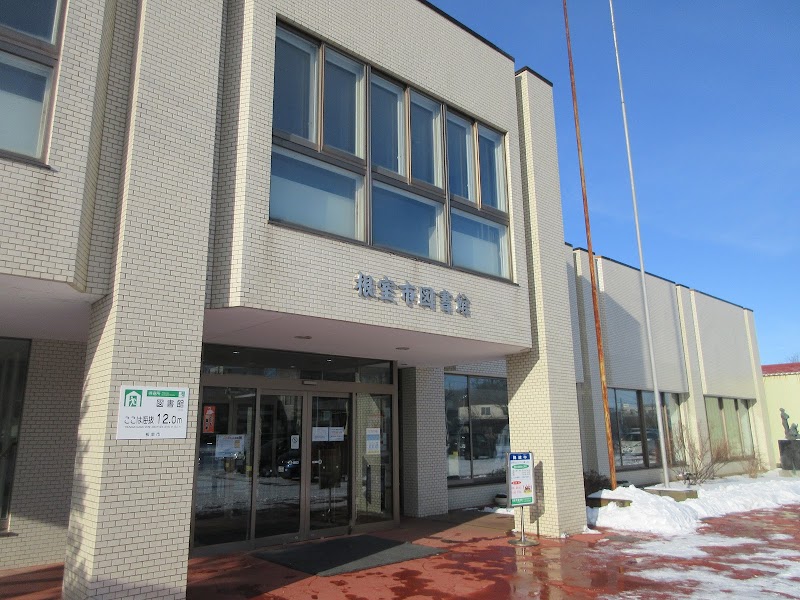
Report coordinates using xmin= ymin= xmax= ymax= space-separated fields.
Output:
xmin=562 ymin=0 xmax=617 ymax=489
xmin=608 ymin=0 xmax=670 ymax=488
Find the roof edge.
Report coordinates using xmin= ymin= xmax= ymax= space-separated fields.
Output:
xmin=416 ymin=0 xmax=514 ymax=62
xmin=515 ymin=66 xmax=554 ymax=87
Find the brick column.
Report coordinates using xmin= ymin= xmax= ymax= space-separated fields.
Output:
xmin=510 ymin=69 xmax=585 ymax=537
xmin=400 ymin=367 xmax=448 ymax=517
xmin=62 ymin=0 xmax=223 ymax=597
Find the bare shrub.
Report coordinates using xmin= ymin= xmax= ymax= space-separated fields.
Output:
xmin=583 ymin=470 xmax=612 ymax=497
xmin=744 ymin=447 xmax=767 ymax=478
xmin=670 ymin=426 xmax=731 ymax=486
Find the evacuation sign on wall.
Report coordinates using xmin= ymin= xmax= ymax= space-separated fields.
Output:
xmin=116 ymin=387 xmax=190 ymax=440
xmin=507 ymin=452 xmax=535 ymax=506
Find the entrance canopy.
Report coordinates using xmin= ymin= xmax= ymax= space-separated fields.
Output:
xmin=204 ymin=307 xmax=529 ymax=367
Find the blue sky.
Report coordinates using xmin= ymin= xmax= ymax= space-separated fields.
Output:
xmin=429 ymin=0 xmax=800 ymax=364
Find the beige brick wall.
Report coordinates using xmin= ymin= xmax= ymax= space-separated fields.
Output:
xmin=0 ymin=340 xmax=85 ymax=569
xmin=448 ymin=483 xmax=505 ymax=510
xmin=511 ymin=70 xmax=585 ymax=536
xmin=400 ymin=367 xmax=448 ymax=517
xmin=209 ymin=0 xmax=532 ymax=350
xmin=62 ymin=0 xmax=223 ymax=597
xmin=566 ymin=245 xmax=584 ymax=384
xmin=573 ymin=250 xmax=607 ymax=474
xmin=596 ymin=257 xmax=687 ymax=393
xmin=692 ymin=290 xmax=758 ymax=399
xmin=0 ymin=0 xmax=110 ymax=289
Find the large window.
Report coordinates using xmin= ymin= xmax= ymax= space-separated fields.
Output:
xmin=0 ymin=1 xmax=63 ymax=160
xmin=1 ymin=338 xmax=31 ymax=531
xmin=270 ymin=24 xmax=511 ymax=279
xmin=663 ymin=392 xmax=686 ymax=465
xmin=609 ymin=388 xmax=663 ymax=470
xmin=445 ymin=374 xmax=508 ymax=484
xmin=704 ymin=396 xmax=755 ymax=459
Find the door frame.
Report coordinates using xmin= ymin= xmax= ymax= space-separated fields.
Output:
xmin=191 ymin=369 xmax=399 ymax=556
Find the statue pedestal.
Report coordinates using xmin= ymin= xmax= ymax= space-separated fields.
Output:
xmin=778 ymin=440 xmax=800 ymax=471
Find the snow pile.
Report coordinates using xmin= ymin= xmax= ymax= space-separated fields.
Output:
xmin=587 ymin=471 xmax=800 ymax=536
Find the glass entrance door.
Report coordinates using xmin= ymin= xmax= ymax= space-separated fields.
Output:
xmin=254 ymin=394 xmax=303 ymax=538
xmin=193 ymin=387 xmax=255 ymax=547
xmin=309 ymin=395 xmax=350 ymax=532
xmin=194 ymin=389 xmax=354 ymax=548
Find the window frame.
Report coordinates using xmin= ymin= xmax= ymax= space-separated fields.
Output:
xmin=270 ymin=23 xmax=514 ymax=282
xmin=0 ymin=0 xmax=67 ymax=165
xmin=610 ymin=387 xmax=665 ymax=471
xmin=0 ymin=337 xmax=32 ymax=532
xmin=703 ymin=396 xmax=755 ymax=460
xmin=444 ymin=373 xmax=509 ymax=487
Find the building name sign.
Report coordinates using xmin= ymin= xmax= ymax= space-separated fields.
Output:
xmin=117 ymin=386 xmax=190 ymax=440
xmin=354 ymin=272 xmax=470 ymax=317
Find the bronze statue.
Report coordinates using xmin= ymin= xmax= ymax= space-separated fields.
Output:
xmin=780 ymin=408 xmax=800 ymax=440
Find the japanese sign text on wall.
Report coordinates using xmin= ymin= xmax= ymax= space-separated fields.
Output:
xmin=354 ymin=272 xmax=470 ymax=317
xmin=117 ymin=386 xmax=190 ymax=440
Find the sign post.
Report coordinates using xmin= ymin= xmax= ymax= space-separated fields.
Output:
xmin=507 ymin=451 xmax=538 ymax=546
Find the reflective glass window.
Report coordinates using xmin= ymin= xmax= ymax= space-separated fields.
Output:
xmin=663 ymin=392 xmax=685 ymax=464
xmin=705 ymin=396 xmax=726 ymax=451
xmin=446 ymin=113 xmax=475 ymax=201
xmin=370 ymin=76 xmax=405 ymax=173
xmin=722 ymin=397 xmax=743 ymax=456
xmin=738 ymin=399 xmax=754 ymax=457
xmin=372 ymin=183 xmax=443 ymax=260
xmin=641 ymin=391 xmax=661 ymax=466
xmin=270 ymin=147 xmax=363 ymax=240
xmin=451 ymin=208 xmax=508 ymax=278
xmin=0 ymin=338 xmax=30 ymax=530
xmin=410 ymin=91 xmax=442 ymax=187
xmin=0 ymin=51 xmax=51 ymax=157
xmin=323 ymin=49 xmax=364 ymax=156
xmin=615 ymin=389 xmax=644 ymax=468
xmin=274 ymin=27 xmax=318 ymax=141
xmin=0 ymin=0 xmax=59 ymax=43
xmin=478 ymin=125 xmax=507 ymax=211
xmin=445 ymin=374 xmax=508 ymax=484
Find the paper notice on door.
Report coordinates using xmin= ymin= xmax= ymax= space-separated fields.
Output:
xmin=290 ymin=434 xmax=300 ymax=449
xmin=312 ymin=427 xmax=329 ymax=442
xmin=329 ymin=426 xmax=345 ymax=441
xmin=366 ymin=428 xmax=381 ymax=455
xmin=215 ymin=434 xmax=247 ymax=458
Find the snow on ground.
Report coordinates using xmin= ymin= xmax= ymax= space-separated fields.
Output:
xmin=587 ymin=470 xmax=800 ymax=536
xmin=592 ymin=472 xmax=800 ymax=599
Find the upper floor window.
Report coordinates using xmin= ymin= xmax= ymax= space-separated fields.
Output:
xmin=0 ymin=1 xmax=63 ymax=160
xmin=269 ymin=24 xmax=512 ymax=279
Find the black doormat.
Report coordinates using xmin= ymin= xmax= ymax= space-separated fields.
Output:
xmin=253 ymin=535 xmax=444 ymax=576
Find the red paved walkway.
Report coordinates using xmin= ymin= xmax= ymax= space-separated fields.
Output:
xmin=3 ymin=505 xmax=800 ymax=599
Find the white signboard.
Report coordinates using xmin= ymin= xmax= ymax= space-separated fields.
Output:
xmin=117 ymin=387 xmax=189 ymax=440
xmin=290 ymin=434 xmax=300 ymax=450
xmin=215 ymin=434 xmax=247 ymax=458
xmin=366 ymin=428 xmax=381 ymax=455
xmin=507 ymin=451 xmax=535 ymax=507
xmin=329 ymin=426 xmax=345 ymax=442
xmin=312 ymin=427 xmax=329 ymax=442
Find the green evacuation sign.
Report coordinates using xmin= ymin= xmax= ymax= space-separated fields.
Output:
xmin=507 ymin=452 xmax=535 ymax=506
xmin=117 ymin=386 xmax=190 ymax=440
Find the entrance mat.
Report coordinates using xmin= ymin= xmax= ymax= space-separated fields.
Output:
xmin=253 ymin=535 xmax=444 ymax=576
